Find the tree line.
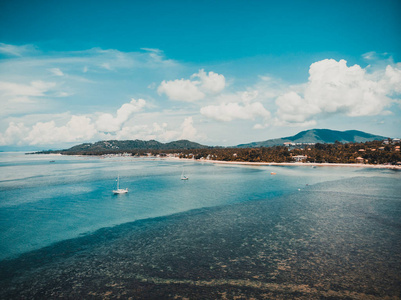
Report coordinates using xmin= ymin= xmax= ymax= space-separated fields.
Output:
xmin=37 ymin=140 xmax=401 ymax=165
xmin=176 ymin=140 xmax=401 ymax=165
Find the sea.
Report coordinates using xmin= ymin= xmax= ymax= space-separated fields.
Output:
xmin=0 ymin=151 xmax=400 ymax=298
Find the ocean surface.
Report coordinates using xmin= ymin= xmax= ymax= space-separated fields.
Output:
xmin=0 ymin=152 xmax=399 ymax=261
xmin=1 ymin=152 xmax=400 ymax=298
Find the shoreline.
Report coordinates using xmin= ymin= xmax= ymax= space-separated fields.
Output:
xmin=24 ymin=152 xmax=401 ymax=170
xmin=178 ymin=158 xmax=401 ymax=170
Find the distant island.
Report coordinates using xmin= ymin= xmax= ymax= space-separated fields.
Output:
xmin=32 ymin=129 xmax=401 ymax=166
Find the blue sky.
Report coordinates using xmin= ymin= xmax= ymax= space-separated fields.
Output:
xmin=0 ymin=0 xmax=400 ymax=148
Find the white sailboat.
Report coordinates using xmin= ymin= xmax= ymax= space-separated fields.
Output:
xmin=181 ymin=168 xmax=189 ymax=180
xmin=113 ymin=174 xmax=128 ymax=194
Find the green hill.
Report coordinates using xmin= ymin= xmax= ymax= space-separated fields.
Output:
xmin=56 ymin=139 xmax=208 ymax=154
xmin=33 ymin=129 xmax=389 ymax=155
xmin=237 ymin=129 xmax=388 ymax=148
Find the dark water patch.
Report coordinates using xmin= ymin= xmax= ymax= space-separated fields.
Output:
xmin=0 ymin=210 xmax=203 ymax=279
xmin=1 ymin=176 xmax=401 ymax=299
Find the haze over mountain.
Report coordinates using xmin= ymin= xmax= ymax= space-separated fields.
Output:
xmin=236 ymin=129 xmax=388 ymax=148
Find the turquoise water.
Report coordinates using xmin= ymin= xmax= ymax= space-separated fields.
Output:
xmin=0 ymin=152 xmax=399 ymax=261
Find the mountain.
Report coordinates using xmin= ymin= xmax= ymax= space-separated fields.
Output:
xmin=55 ymin=139 xmax=208 ymax=153
xmin=236 ymin=129 xmax=388 ymax=148
xmin=33 ymin=129 xmax=388 ymax=154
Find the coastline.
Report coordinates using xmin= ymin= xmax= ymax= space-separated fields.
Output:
xmin=178 ymin=158 xmax=401 ymax=170
xmin=24 ymin=152 xmax=401 ymax=170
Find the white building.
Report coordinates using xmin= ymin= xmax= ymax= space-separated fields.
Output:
xmin=293 ymin=155 xmax=307 ymax=162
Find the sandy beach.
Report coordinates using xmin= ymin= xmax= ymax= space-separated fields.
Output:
xmin=180 ymin=158 xmax=401 ymax=170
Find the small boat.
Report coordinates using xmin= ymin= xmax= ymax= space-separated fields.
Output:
xmin=270 ymin=172 xmax=276 ymax=175
xmin=113 ymin=174 xmax=128 ymax=194
xmin=181 ymin=168 xmax=189 ymax=180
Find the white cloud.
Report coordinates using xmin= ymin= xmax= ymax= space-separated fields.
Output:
xmin=157 ymin=79 xmax=205 ymax=102
xmin=213 ymin=90 xmax=259 ymax=105
xmin=179 ymin=117 xmax=198 ymax=140
xmin=100 ymin=62 xmax=112 ymax=70
xmin=275 ymin=91 xmax=320 ymax=123
xmin=48 ymin=68 xmax=64 ymax=76
xmin=113 ymin=116 xmax=202 ymax=143
xmin=140 ymin=48 xmax=167 ymax=64
xmin=0 ymin=116 xmax=97 ymax=146
xmin=141 ymin=48 xmax=162 ymax=53
xmin=201 ymin=102 xmax=270 ymax=122
xmin=114 ymin=122 xmax=176 ymax=142
xmin=273 ymin=117 xmax=317 ymax=128
xmin=0 ymin=44 xmax=186 ymax=129
xmin=0 ymin=80 xmax=56 ymax=97
xmin=275 ymin=59 xmax=401 ymax=124
xmin=0 ymin=122 xmax=29 ymax=146
xmin=362 ymin=51 xmax=391 ymax=63
xmin=385 ymin=64 xmax=401 ymax=94
xmin=158 ymin=69 xmax=225 ymax=102
xmin=0 ymin=81 xmax=59 ymax=116
xmin=0 ymin=98 xmax=205 ymax=147
xmin=88 ymin=48 xmax=136 ymax=71
xmin=0 ymin=43 xmax=37 ymax=56
xmin=25 ymin=116 xmax=97 ymax=145
xmin=191 ymin=69 xmax=225 ymax=94
xmin=2 ymin=42 xmax=400 ymax=147
xmin=96 ymin=98 xmax=146 ymax=132
xmin=200 ymin=89 xmax=271 ymax=129
xmin=64 ymin=116 xmax=97 ymax=140
xmin=0 ymin=98 xmax=148 ymax=146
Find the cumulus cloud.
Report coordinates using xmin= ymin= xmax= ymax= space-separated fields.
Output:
xmin=96 ymin=98 xmax=146 ymax=132
xmin=110 ymin=116 xmax=202 ymax=143
xmin=275 ymin=59 xmax=401 ymax=124
xmin=157 ymin=79 xmax=205 ymax=102
xmin=114 ymin=114 xmax=203 ymax=142
xmin=179 ymin=117 xmax=198 ymax=140
xmin=0 ymin=116 xmax=98 ymax=146
xmin=0 ymin=98 xmax=149 ymax=146
xmin=191 ymin=69 xmax=225 ymax=94
xmin=275 ymin=91 xmax=320 ymax=124
xmin=385 ymin=64 xmax=401 ymax=94
xmin=0 ymin=97 xmax=204 ymax=146
xmin=199 ymin=89 xmax=271 ymax=127
xmin=114 ymin=122 xmax=173 ymax=142
xmin=25 ymin=116 xmax=97 ymax=145
xmin=157 ymin=69 xmax=225 ymax=102
xmin=0 ymin=122 xmax=30 ymax=146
